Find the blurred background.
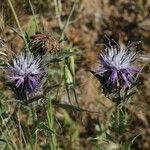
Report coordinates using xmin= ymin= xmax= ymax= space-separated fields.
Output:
xmin=0 ymin=0 xmax=150 ymax=149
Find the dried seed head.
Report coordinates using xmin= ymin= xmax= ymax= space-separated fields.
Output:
xmin=29 ymin=33 xmax=60 ymax=55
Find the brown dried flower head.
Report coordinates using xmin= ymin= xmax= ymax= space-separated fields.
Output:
xmin=29 ymin=33 xmax=60 ymax=55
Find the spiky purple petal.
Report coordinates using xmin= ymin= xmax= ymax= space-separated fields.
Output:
xmin=7 ymin=52 xmax=44 ymax=93
xmin=95 ymin=40 xmax=140 ymax=90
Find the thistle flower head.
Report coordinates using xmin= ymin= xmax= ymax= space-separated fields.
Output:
xmin=7 ymin=52 xmax=44 ymax=94
xmin=29 ymin=33 xmax=60 ymax=55
xmin=95 ymin=40 xmax=140 ymax=91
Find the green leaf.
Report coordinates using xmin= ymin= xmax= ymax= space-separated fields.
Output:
xmin=0 ymin=62 xmax=7 ymax=69
xmin=34 ymin=123 xmax=55 ymax=134
xmin=24 ymin=17 xmax=37 ymax=36
xmin=56 ymin=103 xmax=85 ymax=111
xmin=105 ymin=132 xmax=113 ymax=141
xmin=44 ymin=84 xmax=60 ymax=94
xmin=55 ymin=103 xmax=99 ymax=113
xmin=0 ymin=139 xmax=9 ymax=150
xmin=121 ymin=135 xmax=140 ymax=150
xmin=125 ymin=91 xmax=136 ymax=101
xmin=10 ymin=27 xmax=23 ymax=38
xmin=64 ymin=64 xmax=73 ymax=85
xmin=0 ymin=139 xmax=7 ymax=144
xmin=91 ymin=142 xmax=106 ymax=150
xmin=43 ymin=51 xmax=79 ymax=64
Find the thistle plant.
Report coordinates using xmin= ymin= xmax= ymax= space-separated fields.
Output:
xmin=7 ymin=52 xmax=45 ymax=101
xmin=92 ymin=39 xmax=141 ymax=144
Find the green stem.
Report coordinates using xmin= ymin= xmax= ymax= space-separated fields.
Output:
xmin=54 ymin=0 xmax=63 ymax=29
xmin=113 ymin=89 xmax=122 ymax=142
xmin=46 ymin=100 xmax=57 ymax=150
xmin=114 ymin=104 xmax=120 ymax=142
xmin=59 ymin=0 xmax=78 ymax=41
xmin=29 ymin=0 xmax=39 ymax=32
xmin=7 ymin=0 xmax=28 ymax=50
xmin=31 ymin=104 xmax=37 ymax=121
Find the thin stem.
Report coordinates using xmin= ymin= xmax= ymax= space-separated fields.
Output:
xmin=17 ymin=107 xmax=30 ymax=149
xmin=56 ymin=0 xmax=78 ymax=108
xmin=0 ymin=115 xmax=19 ymax=150
xmin=114 ymin=104 xmax=120 ymax=142
xmin=55 ymin=74 xmax=63 ymax=101
xmin=54 ymin=0 xmax=63 ymax=29
xmin=66 ymin=86 xmax=72 ymax=105
xmin=29 ymin=0 xmax=39 ymax=32
xmin=59 ymin=0 xmax=78 ymax=41
xmin=72 ymin=87 xmax=79 ymax=107
xmin=0 ymin=127 xmax=13 ymax=150
xmin=25 ymin=91 xmax=29 ymax=105
xmin=31 ymin=104 xmax=37 ymax=121
xmin=7 ymin=0 xmax=28 ymax=49
xmin=46 ymin=99 xmax=57 ymax=150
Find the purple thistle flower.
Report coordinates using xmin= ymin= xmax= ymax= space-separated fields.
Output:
xmin=7 ymin=52 xmax=44 ymax=94
xmin=94 ymin=40 xmax=140 ymax=91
